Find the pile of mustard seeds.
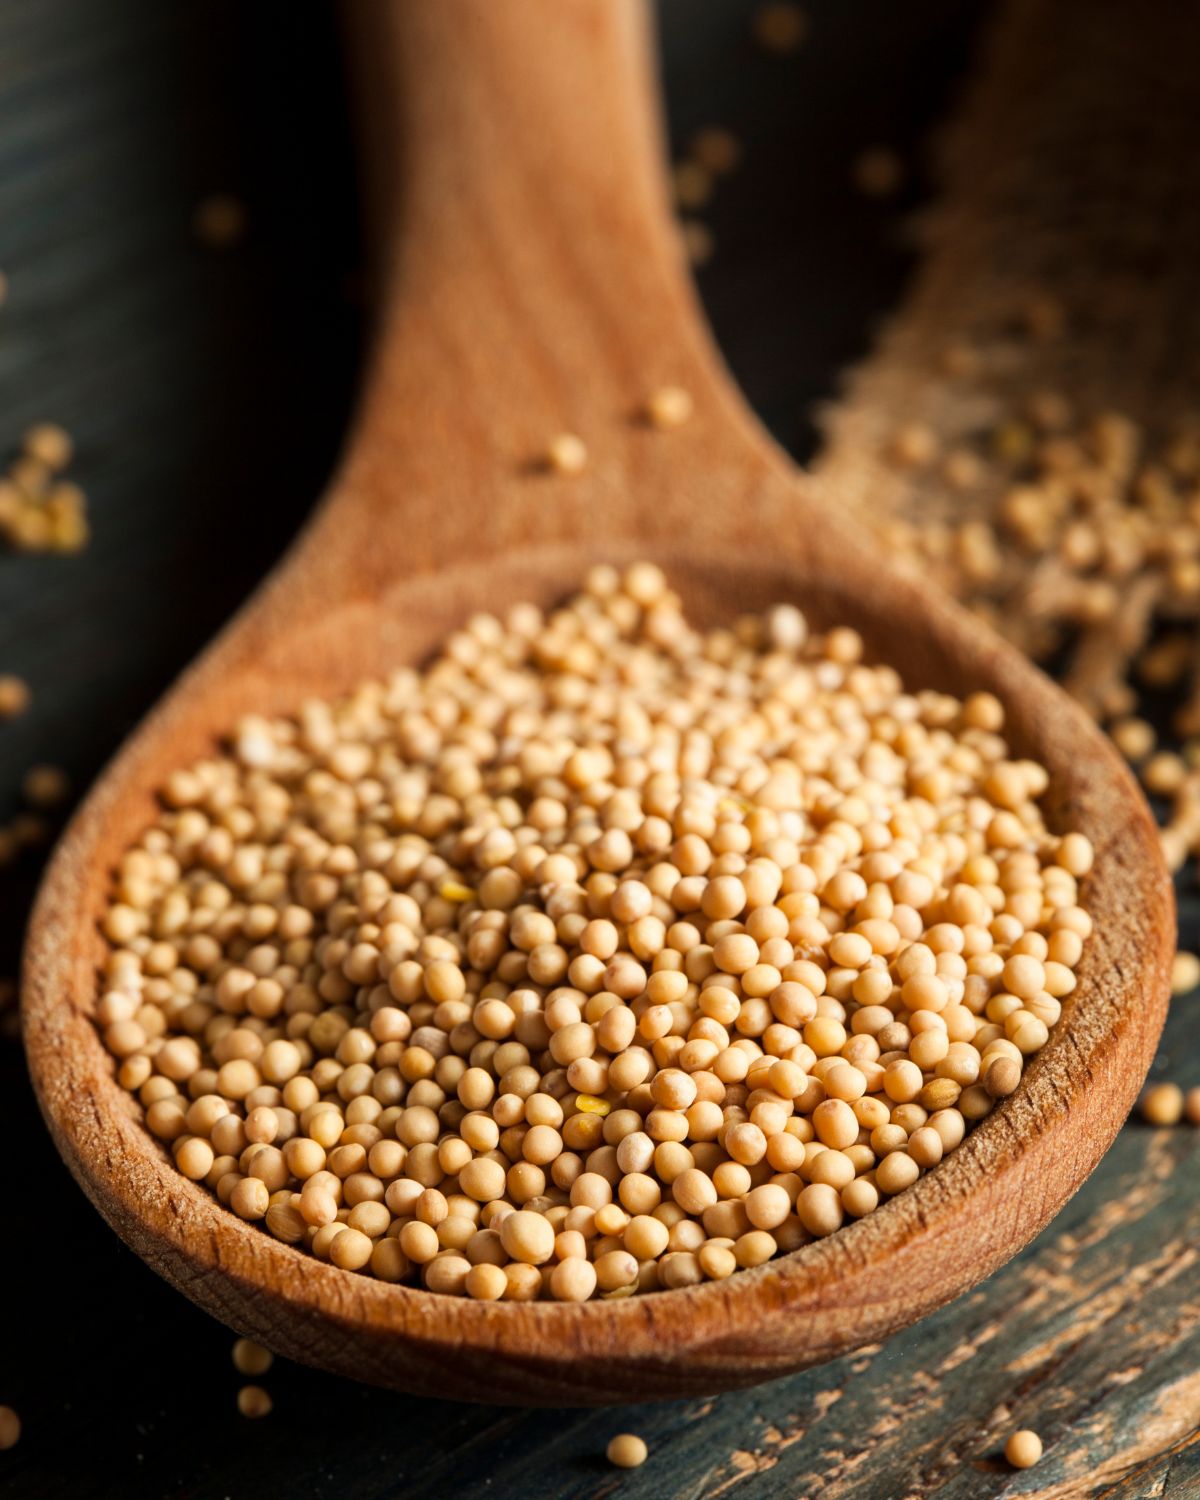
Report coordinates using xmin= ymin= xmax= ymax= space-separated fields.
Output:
xmin=0 ymin=423 xmax=87 ymax=554
xmin=853 ymin=314 xmax=1200 ymax=883
xmin=98 ymin=564 xmax=1090 ymax=1300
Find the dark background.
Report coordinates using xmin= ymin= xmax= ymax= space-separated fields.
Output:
xmin=0 ymin=3 xmax=1195 ymax=1497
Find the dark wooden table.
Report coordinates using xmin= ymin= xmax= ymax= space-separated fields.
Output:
xmin=1 ymin=3 xmax=1195 ymax=1496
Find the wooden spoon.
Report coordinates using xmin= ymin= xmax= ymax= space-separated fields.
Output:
xmin=22 ymin=0 xmax=1172 ymax=1404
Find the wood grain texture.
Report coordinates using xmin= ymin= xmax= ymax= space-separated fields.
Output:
xmin=0 ymin=0 xmax=1195 ymax=1493
xmin=18 ymin=0 xmax=1174 ymax=1407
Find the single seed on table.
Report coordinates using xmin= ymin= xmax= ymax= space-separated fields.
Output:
xmin=21 ymin=764 xmax=70 ymax=809
xmin=679 ymin=218 xmax=714 ymax=266
xmin=672 ymin=161 xmax=712 ymax=211
xmin=194 ymin=193 xmax=247 ymax=249
xmin=544 ymin=433 xmax=587 ymax=475
xmin=1140 ymin=1082 xmax=1184 ymax=1126
xmin=0 ymin=1406 xmax=18 ymax=1450
xmin=690 ymin=127 xmax=741 ymax=176
xmin=0 ymin=675 xmax=29 ymax=719
xmin=236 ymin=1385 xmax=272 ymax=1419
xmin=853 ymin=146 xmax=904 ymax=199
xmin=606 ymin=1433 xmax=648 ymax=1469
xmin=232 ymin=1338 xmax=274 ymax=1377
xmin=22 ymin=423 xmax=73 ymax=471
xmin=1171 ymin=951 xmax=1200 ymax=995
xmin=1004 ymin=1430 xmax=1043 ymax=1469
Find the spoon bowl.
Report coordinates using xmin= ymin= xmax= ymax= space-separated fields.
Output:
xmin=22 ymin=0 xmax=1172 ymax=1403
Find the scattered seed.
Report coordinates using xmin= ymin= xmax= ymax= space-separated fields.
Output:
xmin=21 ymin=764 xmax=69 ymax=809
xmin=0 ymin=675 xmax=29 ymax=719
xmin=690 ymin=128 xmax=742 ymax=177
xmin=236 ymin=1385 xmax=272 ymax=1418
xmin=194 ymin=194 xmax=247 ymax=250
xmin=679 ymin=219 xmax=714 ymax=266
xmin=1140 ymin=1082 xmax=1184 ymax=1126
xmin=0 ymin=432 xmax=86 ymax=556
xmin=1004 ymin=1429 xmax=1043 ymax=1469
xmin=23 ymin=423 xmax=73 ymax=471
xmin=752 ymin=1 xmax=807 ymax=53
xmin=672 ymin=161 xmax=713 ymax=211
xmin=853 ymin=146 xmax=905 ymax=199
xmin=231 ymin=1338 xmax=274 ymax=1377
xmin=1185 ymin=1087 xmax=1200 ymax=1126
xmin=607 ymin=1433 xmax=649 ymax=1469
xmin=1171 ymin=951 xmax=1200 ymax=995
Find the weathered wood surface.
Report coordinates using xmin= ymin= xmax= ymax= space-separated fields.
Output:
xmin=0 ymin=0 xmax=1195 ymax=1495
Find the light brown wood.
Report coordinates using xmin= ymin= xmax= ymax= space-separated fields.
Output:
xmin=21 ymin=0 xmax=1173 ymax=1404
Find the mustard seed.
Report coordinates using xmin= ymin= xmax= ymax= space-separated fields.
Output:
xmin=22 ymin=423 xmax=73 ymax=471
xmin=679 ymin=219 xmax=714 ymax=266
xmin=236 ymin=1385 xmax=272 ymax=1419
xmin=1004 ymin=1429 xmax=1043 ymax=1469
xmin=194 ymin=194 xmax=247 ymax=249
xmin=690 ymin=128 xmax=741 ymax=177
xmin=0 ymin=675 xmax=29 ymax=719
xmin=232 ymin=1338 xmax=274 ymax=1377
xmin=645 ymin=386 xmax=694 ymax=430
xmin=752 ymin=1 xmax=806 ymax=53
xmin=544 ymin=433 xmax=587 ymax=475
xmin=1140 ymin=1082 xmax=1184 ymax=1126
xmin=1172 ymin=951 xmax=1200 ymax=995
xmin=97 ymin=565 xmax=1086 ymax=1301
xmin=0 ymin=1406 xmax=18 ymax=1450
xmin=21 ymin=764 xmax=69 ymax=809
xmin=607 ymin=1433 xmax=648 ymax=1469
xmin=853 ymin=146 xmax=905 ymax=199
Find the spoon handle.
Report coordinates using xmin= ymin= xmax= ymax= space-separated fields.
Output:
xmin=284 ymin=0 xmax=780 ymax=601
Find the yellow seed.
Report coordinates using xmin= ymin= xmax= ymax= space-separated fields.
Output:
xmin=232 ymin=1337 xmax=274 ymax=1377
xmin=606 ymin=1433 xmax=648 ymax=1468
xmin=1004 ymin=1430 xmax=1043 ymax=1469
xmin=1140 ymin=1082 xmax=1184 ymax=1126
xmin=1171 ymin=951 xmax=1200 ymax=996
xmin=575 ymin=1093 xmax=611 ymax=1116
xmin=237 ymin=1384 xmax=273 ymax=1419
xmin=22 ymin=423 xmax=73 ymax=471
xmin=439 ymin=880 xmax=475 ymax=902
xmin=545 ymin=433 xmax=587 ymax=475
xmin=0 ymin=675 xmax=30 ymax=719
